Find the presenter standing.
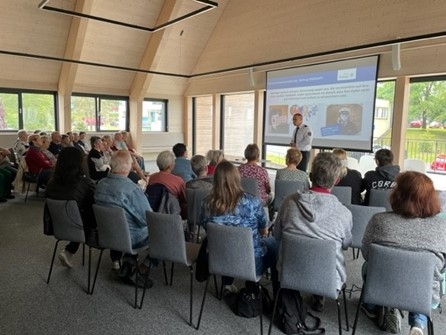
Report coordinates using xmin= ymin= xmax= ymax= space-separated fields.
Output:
xmin=290 ymin=108 xmax=313 ymax=172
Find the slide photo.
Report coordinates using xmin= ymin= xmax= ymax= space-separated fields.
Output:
xmin=268 ymin=105 xmax=289 ymax=134
xmin=322 ymin=104 xmax=363 ymax=136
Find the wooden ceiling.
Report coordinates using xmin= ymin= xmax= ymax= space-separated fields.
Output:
xmin=2 ymin=0 xmax=446 ymax=98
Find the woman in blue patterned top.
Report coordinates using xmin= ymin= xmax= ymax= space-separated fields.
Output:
xmin=201 ymin=160 xmax=278 ymax=294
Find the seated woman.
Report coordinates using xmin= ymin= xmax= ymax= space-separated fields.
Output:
xmin=87 ymin=136 xmax=110 ymax=182
xmin=361 ymin=171 xmax=446 ymax=335
xmin=206 ymin=149 xmax=224 ymax=176
xmin=25 ymin=134 xmax=54 ymax=189
xmin=40 ymin=135 xmax=57 ymax=166
xmin=201 ymin=160 xmax=277 ymax=294
xmin=332 ymin=148 xmax=363 ymax=205
xmin=238 ymin=143 xmax=273 ymax=207
xmin=275 ymin=148 xmax=310 ymax=188
xmin=45 ymin=147 xmax=100 ymax=268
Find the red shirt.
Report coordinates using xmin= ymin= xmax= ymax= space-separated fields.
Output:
xmin=25 ymin=146 xmax=52 ymax=174
xmin=238 ymin=163 xmax=271 ymax=204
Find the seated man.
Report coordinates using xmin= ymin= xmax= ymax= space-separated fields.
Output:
xmin=148 ymin=150 xmax=187 ymax=217
xmin=87 ymin=136 xmax=110 ymax=182
xmin=274 ymin=152 xmax=353 ymax=312
xmin=48 ymin=131 xmax=63 ymax=157
xmin=94 ymin=150 xmax=152 ymax=286
xmin=186 ymin=154 xmax=213 ymax=191
xmin=362 ymin=148 xmax=400 ymax=205
xmin=172 ymin=143 xmax=196 ymax=182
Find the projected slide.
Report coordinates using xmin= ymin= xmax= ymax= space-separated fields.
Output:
xmin=264 ymin=56 xmax=379 ymax=151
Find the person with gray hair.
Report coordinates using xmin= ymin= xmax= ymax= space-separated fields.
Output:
xmin=274 ymin=152 xmax=353 ymax=312
xmin=13 ymin=129 xmax=29 ymax=162
xmin=94 ymin=150 xmax=153 ymax=287
xmin=186 ymin=155 xmax=213 ymax=191
xmin=148 ymin=150 xmax=187 ymax=217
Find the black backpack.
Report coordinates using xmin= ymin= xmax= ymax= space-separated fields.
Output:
xmin=235 ymin=284 xmax=273 ymax=318
xmin=279 ymin=289 xmax=325 ymax=334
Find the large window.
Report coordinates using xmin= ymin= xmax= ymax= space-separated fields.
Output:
xmin=71 ymin=94 xmax=128 ymax=131
xmin=142 ymin=99 xmax=167 ymax=132
xmin=193 ymin=96 xmax=213 ymax=155
xmin=0 ymin=90 xmax=56 ymax=131
xmin=222 ymin=93 xmax=255 ymax=157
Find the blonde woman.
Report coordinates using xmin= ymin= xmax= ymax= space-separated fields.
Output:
xmin=332 ymin=148 xmax=363 ymax=204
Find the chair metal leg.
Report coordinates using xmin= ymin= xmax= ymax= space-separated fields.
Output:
xmin=189 ymin=266 xmax=194 ymax=327
xmin=138 ymin=265 xmax=151 ymax=309
xmin=268 ymin=288 xmax=282 ymax=335
xmin=259 ymin=283 xmax=263 ymax=335
xmin=213 ymin=275 xmax=218 ymax=299
xmin=342 ymin=287 xmax=349 ymax=331
xmin=170 ymin=262 xmax=175 ymax=286
xmin=82 ymin=244 xmax=85 ymax=266
xmin=24 ymin=182 xmax=31 ymax=203
xmin=47 ymin=240 xmax=61 ymax=284
xmin=428 ymin=317 xmax=434 ymax=335
xmin=336 ymin=300 xmax=343 ymax=335
xmin=196 ymin=276 xmax=210 ymax=330
xmin=162 ymin=261 xmax=168 ymax=285
xmin=351 ymin=288 xmax=365 ymax=335
xmin=89 ymin=249 xmax=104 ymax=295
xmin=87 ymin=247 xmax=92 ymax=294
xmin=134 ymin=264 xmax=139 ymax=309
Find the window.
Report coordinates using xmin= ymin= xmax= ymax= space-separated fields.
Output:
xmin=71 ymin=94 xmax=128 ymax=131
xmin=0 ymin=90 xmax=56 ymax=131
xmin=222 ymin=93 xmax=255 ymax=157
xmin=193 ymin=96 xmax=213 ymax=155
xmin=142 ymin=99 xmax=167 ymax=131
xmin=375 ymin=107 xmax=389 ymax=119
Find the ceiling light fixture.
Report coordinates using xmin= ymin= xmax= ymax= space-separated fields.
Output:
xmin=38 ymin=0 xmax=218 ymax=33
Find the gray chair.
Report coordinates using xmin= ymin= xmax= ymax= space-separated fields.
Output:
xmin=45 ymin=199 xmax=92 ymax=292
xmin=273 ymin=180 xmax=305 ymax=211
xmin=196 ymin=222 xmax=264 ymax=334
xmin=331 ymin=186 xmax=352 ymax=205
xmin=268 ymin=233 xmax=349 ymax=335
xmin=352 ymin=244 xmax=437 ymax=335
xmin=345 ymin=204 xmax=385 ymax=259
xmin=186 ymin=187 xmax=210 ymax=243
xmin=91 ymin=204 xmax=149 ymax=308
xmin=145 ymin=211 xmax=200 ymax=327
xmin=368 ymin=188 xmax=391 ymax=211
xmin=241 ymin=177 xmax=259 ymax=197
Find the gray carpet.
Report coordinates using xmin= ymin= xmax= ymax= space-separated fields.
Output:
xmin=1 ymin=194 xmax=445 ymax=335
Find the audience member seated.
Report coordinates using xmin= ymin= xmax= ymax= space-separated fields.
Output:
xmin=275 ymin=148 xmax=310 ymax=189
xmin=332 ymin=148 xmax=363 ymax=205
xmin=77 ymin=131 xmax=90 ymax=153
xmin=0 ymin=147 xmax=16 ymax=201
xmin=148 ymin=150 xmax=187 ymax=217
xmin=206 ymin=149 xmax=224 ymax=175
xmin=60 ymin=134 xmax=72 ymax=148
xmin=120 ymin=130 xmax=145 ymax=172
xmin=94 ymin=150 xmax=153 ymax=286
xmin=25 ymin=134 xmax=54 ymax=190
xmin=101 ymin=135 xmax=114 ymax=164
xmin=274 ymin=152 xmax=353 ymax=312
xmin=172 ymin=143 xmax=196 ymax=182
xmin=361 ymin=171 xmax=446 ymax=334
xmin=238 ymin=143 xmax=273 ymax=206
xmin=186 ymin=155 xmax=213 ymax=191
xmin=40 ymin=135 xmax=57 ymax=166
xmin=13 ymin=129 xmax=29 ymax=162
xmin=0 ymin=146 xmax=18 ymax=181
xmin=45 ymin=147 xmax=97 ymax=268
xmin=48 ymin=131 xmax=63 ymax=157
xmin=201 ymin=160 xmax=277 ymax=295
xmin=362 ymin=148 xmax=400 ymax=205
xmin=87 ymin=136 xmax=110 ymax=182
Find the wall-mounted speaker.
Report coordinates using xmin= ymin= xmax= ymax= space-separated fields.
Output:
xmin=392 ymin=43 xmax=401 ymax=71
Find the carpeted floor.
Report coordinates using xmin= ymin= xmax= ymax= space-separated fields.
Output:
xmin=1 ymin=194 xmax=445 ymax=335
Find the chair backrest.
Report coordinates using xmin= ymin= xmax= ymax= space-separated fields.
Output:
xmin=403 ymin=158 xmax=426 ymax=173
xmin=146 ymin=211 xmax=188 ymax=264
xmin=92 ymin=204 xmax=136 ymax=255
xmin=363 ymin=243 xmax=436 ymax=316
xmin=8 ymin=148 xmax=17 ymax=166
xmin=280 ymin=233 xmax=338 ymax=299
xmin=331 ymin=186 xmax=352 ymax=205
xmin=368 ymin=189 xmax=392 ymax=211
xmin=206 ymin=222 xmax=258 ymax=282
xmin=240 ymin=177 xmax=259 ymax=197
xmin=46 ymin=199 xmax=86 ymax=243
xmin=345 ymin=204 xmax=385 ymax=249
xmin=186 ymin=187 xmax=210 ymax=225
xmin=274 ymin=180 xmax=305 ymax=211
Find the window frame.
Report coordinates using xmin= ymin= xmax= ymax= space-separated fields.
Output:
xmin=142 ymin=98 xmax=168 ymax=132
